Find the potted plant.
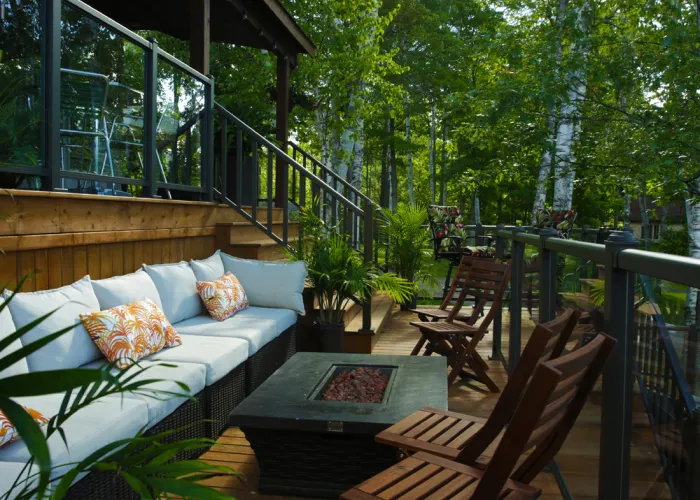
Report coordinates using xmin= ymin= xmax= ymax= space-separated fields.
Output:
xmin=288 ymin=204 xmax=413 ymax=353
xmin=381 ymin=204 xmax=439 ymax=309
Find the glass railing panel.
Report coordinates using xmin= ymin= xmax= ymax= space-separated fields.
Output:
xmin=156 ymin=58 xmax=204 ymax=188
xmin=0 ymin=0 xmax=42 ymax=186
xmin=60 ymin=1 xmax=146 ymax=195
xmin=559 ymin=252 xmax=603 ymax=314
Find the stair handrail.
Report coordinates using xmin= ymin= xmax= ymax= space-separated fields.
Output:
xmin=215 ymin=103 xmax=364 ymax=216
xmin=288 ymin=141 xmax=374 ymax=206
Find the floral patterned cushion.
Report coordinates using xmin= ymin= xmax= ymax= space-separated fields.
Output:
xmin=79 ymin=299 xmax=182 ymax=369
xmin=428 ymin=205 xmax=465 ymax=254
xmin=1 ymin=406 xmax=49 ymax=448
xmin=461 ymin=246 xmax=496 ymax=258
xmin=196 ymin=272 xmax=249 ymax=322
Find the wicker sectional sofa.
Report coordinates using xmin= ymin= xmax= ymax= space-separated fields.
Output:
xmin=0 ymin=251 xmax=305 ymax=499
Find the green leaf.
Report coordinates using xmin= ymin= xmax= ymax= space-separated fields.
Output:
xmin=0 ymin=369 xmax=115 ymax=398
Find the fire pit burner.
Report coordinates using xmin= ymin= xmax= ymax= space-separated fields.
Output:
xmin=321 ymin=366 xmax=391 ymax=403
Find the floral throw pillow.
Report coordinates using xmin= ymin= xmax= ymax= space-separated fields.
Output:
xmin=1 ymin=406 xmax=49 ymax=448
xmin=196 ymin=272 xmax=249 ymax=322
xmin=79 ymin=299 xmax=182 ymax=369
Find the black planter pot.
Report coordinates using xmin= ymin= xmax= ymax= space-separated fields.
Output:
xmin=399 ymin=295 xmax=418 ymax=311
xmin=314 ymin=323 xmax=346 ymax=353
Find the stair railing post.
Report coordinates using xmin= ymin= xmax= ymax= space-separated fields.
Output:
xmin=41 ymin=0 xmax=61 ymax=191
xmin=143 ymin=38 xmax=159 ymax=198
xmin=491 ymin=224 xmax=505 ymax=361
xmin=538 ymin=227 xmax=559 ymax=323
xmin=361 ymin=203 xmax=374 ymax=333
xmin=203 ymin=75 xmax=215 ymax=201
xmin=598 ymin=230 xmax=639 ymax=500
xmin=508 ymin=226 xmax=525 ymax=373
xmin=475 ymin=223 xmax=485 ymax=246
xmin=219 ymin=114 xmax=227 ymax=202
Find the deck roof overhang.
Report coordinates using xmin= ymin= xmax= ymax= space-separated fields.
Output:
xmin=82 ymin=0 xmax=317 ymax=66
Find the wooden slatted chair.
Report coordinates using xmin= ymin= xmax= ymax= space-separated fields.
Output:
xmin=407 ymin=253 xmax=486 ymax=325
xmin=409 ymin=259 xmax=512 ymax=390
xmin=376 ymin=309 xmax=582 ymax=463
xmin=341 ymin=333 xmax=616 ymax=500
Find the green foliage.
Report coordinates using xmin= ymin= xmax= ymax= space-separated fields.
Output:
xmin=654 ymin=227 xmax=690 ymax=257
xmin=380 ymin=203 xmax=438 ymax=296
xmin=288 ymin=202 xmax=413 ymax=324
xmin=0 ymin=281 xmax=235 ymax=500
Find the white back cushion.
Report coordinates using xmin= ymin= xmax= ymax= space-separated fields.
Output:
xmin=91 ymin=270 xmax=163 ymax=310
xmin=142 ymin=262 xmax=203 ymax=324
xmin=3 ymin=276 xmax=102 ymax=371
xmin=0 ymin=299 xmax=29 ymax=378
xmin=190 ymin=252 xmax=225 ymax=282
xmin=219 ymin=253 xmax=307 ymax=315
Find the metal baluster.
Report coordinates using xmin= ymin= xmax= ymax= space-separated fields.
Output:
xmin=267 ymin=149 xmax=273 ymax=235
xmin=538 ymin=227 xmax=559 ymax=323
xmin=220 ymin=116 xmax=227 ymax=201
xmin=203 ymin=78 xmax=214 ymax=201
xmin=143 ymin=38 xmax=159 ymax=197
xmin=361 ymin=203 xmax=374 ymax=333
xmin=282 ymin=161 xmax=289 ymax=246
xmin=508 ymin=227 xmax=525 ymax=373
xmin=251 ymin=140 xmax=257 ymax=223
xmin=491 ymin=225 xmax=505 ymax=362
xmin=236 ymin=128 xmax=242 ymax=207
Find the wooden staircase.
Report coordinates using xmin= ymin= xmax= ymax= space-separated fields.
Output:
xmin=343 ymin=294 xmax=396 ymax=354
xmin=215 ymin=206 xmax=300 ymax=261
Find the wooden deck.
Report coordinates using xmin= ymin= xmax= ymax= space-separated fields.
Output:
xmin=199 ymin=308 xmax=672 ymax=499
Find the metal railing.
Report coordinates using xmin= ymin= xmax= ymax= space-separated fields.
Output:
xmin=460 ymin=223 xmax=700 ymax=500
xmin=215 ymin=105 xmax=376 ymax=331
xmin=8 ymin=0 xmax=215 ymax=197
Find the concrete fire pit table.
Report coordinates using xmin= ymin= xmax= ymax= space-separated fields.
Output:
xmin=229 ymin=352 xmax=448 ymax=498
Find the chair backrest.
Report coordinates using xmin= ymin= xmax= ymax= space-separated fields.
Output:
xmin=473 ymin=333 xmax=616 ymax=498
xmin=427 ymin=205 xmax=462 ymax=258
xmin=60 ymin=69 xmax=110 ymax=134
xmin=438 ymin=253 xmax=477 ymax=311
xmin=447 ymin=259 xmax=512 ymax=340
xmin=457 ymin=309 xmax=582 ymax=463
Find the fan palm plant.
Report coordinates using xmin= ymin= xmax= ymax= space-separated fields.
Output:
xmin=380 ymin=204 xmax=438 ymax=306
xmin=0 ymin=279 xmax=235 ymax=500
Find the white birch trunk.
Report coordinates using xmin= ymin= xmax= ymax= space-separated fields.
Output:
xmin=685 ymin=185 xmax=700 ymax=325
xmin=429 ymin=104 xmax=436 ymax=204
xmin=552 ymin=1 xmax=590 ymax=211
xmin=440 ymin=122 xmax=448 ymax=205
xmin=404 ymin=93 xmax=414 ymax=205
xmin=623 ymin=192 xmax=631 ymax=226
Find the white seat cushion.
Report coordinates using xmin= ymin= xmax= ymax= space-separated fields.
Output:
xmin=232 ymin=306 xmax=297 ymax=335
xmin=91 ymin=270 xmax=163 ymax=310
xmin=0 ymin=461 xmax=36 ymax=498
xmin=173 ymin=315 xmax=278 ymax=356
xmin=218 ymin=253 xmax=307 ymax=315
xmin=79 ymin=360 xmax=206 ymax=429
xmin=0 ymin=301 xmax=28 ymax=378
xmin=147 ymin=335 xmax=248 ymax=385
xmin=0 ymin=394 xmax=147 ymax=480
xmin=190 ymin=252 xmax=225 ymax=282
xmin=142 ymin=262 xmax=203 ymax=324
xmin=3 ymin=276 xmax=102 ymax=371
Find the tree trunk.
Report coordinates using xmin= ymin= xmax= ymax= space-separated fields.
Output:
xmin=429 ymin=104 xmax=437 ymax=204
xmin=440 ymin=121 xmax=448 ymax=205
xmin=404 ymin=93 xmax=414 ymax=205
xmin=471 ymin=190 xmax=481 ymax=225
xmin=637 ymin=179 xmax=650 ymax=251
xmin=389 ymin=117 xmax=398 ymax=211
xmin=686 ymin=183 xmax=700 ymax=325
xmin=623 ymin=192 xmax=631 ymax=226
xmin=552 ymin=0 xmax=591 ymax=211
xmin=531 ymin=0 xmax=567 ymax=222
xmin=380 ymin=116 xmax=390 ymax=209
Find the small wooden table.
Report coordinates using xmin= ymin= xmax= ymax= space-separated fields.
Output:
xmin=229 ymin=352 xmax=448 ymax=498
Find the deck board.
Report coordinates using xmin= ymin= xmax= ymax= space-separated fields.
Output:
xmin=201 ymin=307 xmax=672 ymax=499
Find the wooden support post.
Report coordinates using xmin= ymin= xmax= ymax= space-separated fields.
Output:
xmin=190 ymin=0 xmax=211 ymax=75
xmin=275 ymin=56 xmax=290 ymax=208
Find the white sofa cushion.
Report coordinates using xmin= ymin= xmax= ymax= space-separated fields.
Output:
xmin=3 ymin=277 xmax=102 ymax=372
xmin=142 ymin=262 xmax=203 ymax=324
xmin=91 ymin=270 xmax=163 ymax=310
xmin=190 ymin=252 xmax=225 ymax=282
xmin=0 ymin=301 xmax=28 ymax=378
xmin=148 ymin=334 xmax=248 ymax=385
xmin=0 ymin=394 xmax=147 ymax=480
xmin=80 ymin=360 xmax=206 ymax=429
xmin=233 ymin=306 xmax=297 ymax=335
xmin=0 ymin=461 xmax=35 ymax=499
xmin=173 ymin=315 xmax=278 ymax=356
xmin=219 ymin=253 xmax=306 ymax=315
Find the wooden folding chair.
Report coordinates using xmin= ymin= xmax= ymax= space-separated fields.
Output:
xmin=376 ymin=309 xmax=582 ymax=462
xmin=408 ymin=253 xmax=485 ymax=324
xmin=341 ymin=333 xmax=616 ymax=500
xmin=409 ymin=259 xmax=512 ymax=390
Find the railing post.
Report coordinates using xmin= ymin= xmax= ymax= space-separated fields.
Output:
xmin=219 ymin=115 xmax=227 ymax=202
xmin=282 ymin=158 xmax=289 ymax=245
xmin=491 ymin=224 xmax=505 ymax=361
xmin=143 ymin=38 xmax=159 ymax=198
xmin=599 ymin=230 xmax=639 ymax=500
xmin=509 ymin=226 xmax=525 ymax=373
xmin=361 ymin=203 xmax=374 ymax=333
xmin=41 ymin=0 xmax=61 ymax=191
xmin=475 ymin=223 xmax=485 ymax=246
xmin=203 ymin=76 xmax=215 ymax=201
xmin=538 ymin=227 xmax=559 ymax=323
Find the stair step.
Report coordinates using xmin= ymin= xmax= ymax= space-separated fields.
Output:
xmin=229 ymin=236 xmax=301 ymax=248
xmin=345 ymin=295 xmax=394 ymax=334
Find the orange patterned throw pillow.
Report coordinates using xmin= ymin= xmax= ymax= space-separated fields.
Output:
xmin=196 ymin=272 xmax=248 ymax=321
xmin=1 ymin=406 xmax=49 ymax=448
xmin=79 ymin=299 xmax=182 ymax=369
